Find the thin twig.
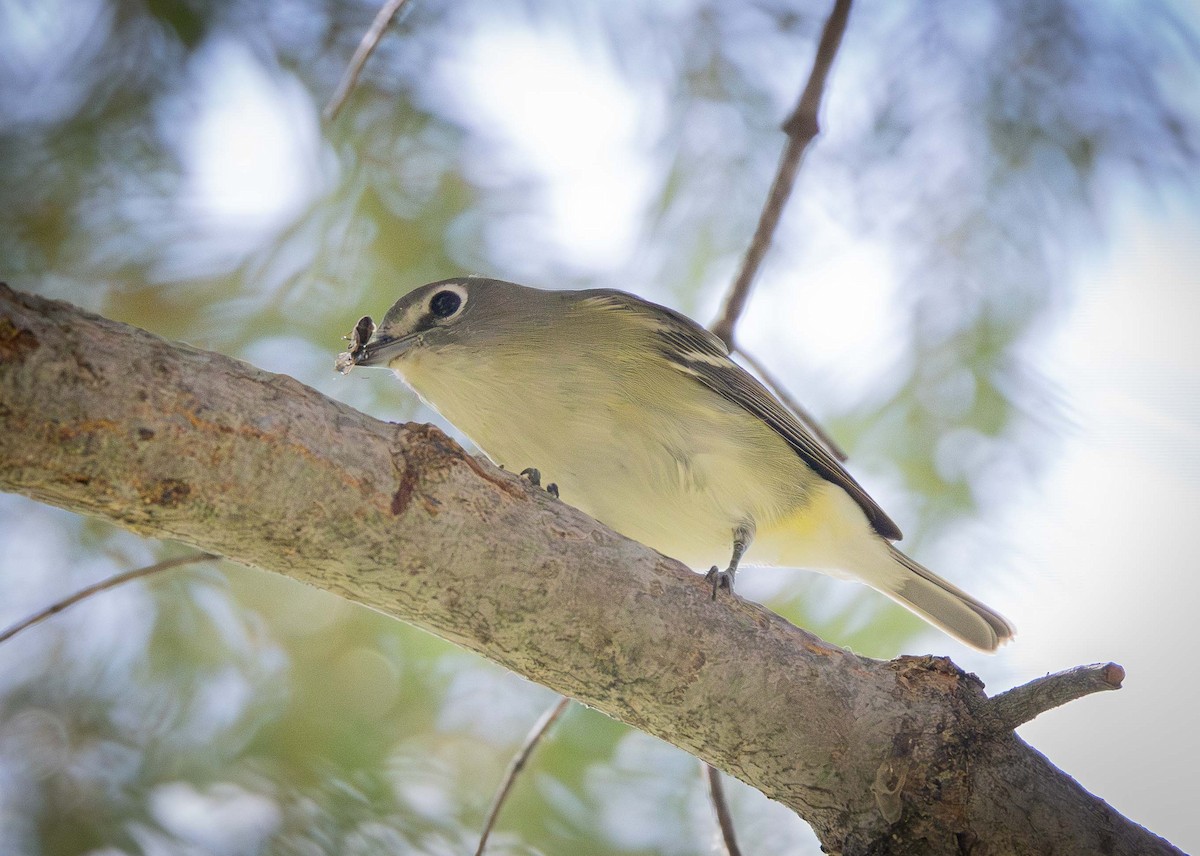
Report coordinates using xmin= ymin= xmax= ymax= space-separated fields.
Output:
xmin=985 ymin=663 xmax=1126 ymax=731
xmin=323 ymin=0 xmax=414 ymax=122
xmin=706 ymin=763 xmax=743 ymax=856
xmin=0 ymin=552 xmax=220 ymax=645
xmin=710 ymin=0 xmax=853 ymax=349
xmin=736 ymin=347 xmax=848 ymax=462
xmin=474 ymin=695 xmax=571 ymax=856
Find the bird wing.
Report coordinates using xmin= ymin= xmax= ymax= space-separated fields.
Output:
xmin=584 ymin=290 xmax=903 ymax=541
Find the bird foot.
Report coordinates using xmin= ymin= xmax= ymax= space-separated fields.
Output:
xmin=519 ymin=468 xmax=559 ymax=499
xmin=705 ymin=566 xmax=735 ymax=600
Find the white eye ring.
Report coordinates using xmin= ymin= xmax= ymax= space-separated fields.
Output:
xmin=427 ymin=283 xmax=468 ymax=320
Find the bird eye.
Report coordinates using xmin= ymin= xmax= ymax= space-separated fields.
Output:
xmin=429 ymin=289 xmax=462 ymax=318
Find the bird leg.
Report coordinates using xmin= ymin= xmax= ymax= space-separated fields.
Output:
xmin=705 ymin=523 xmax=753 ymax=600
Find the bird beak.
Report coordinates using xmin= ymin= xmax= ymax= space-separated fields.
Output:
xmin=353 ymin=332 xmax=417 ymax=367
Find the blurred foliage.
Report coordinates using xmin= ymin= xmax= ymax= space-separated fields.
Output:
xmin=0 ymin=0 xmax=1197 ymax=854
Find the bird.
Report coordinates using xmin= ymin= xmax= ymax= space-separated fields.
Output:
xmin=343 ymin=276 xmax=1014 ymax=652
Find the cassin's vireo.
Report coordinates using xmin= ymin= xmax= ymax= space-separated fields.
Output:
xmin=340 ymin=277 xmax=1014 ymax=652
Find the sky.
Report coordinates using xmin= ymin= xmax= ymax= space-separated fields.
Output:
xmin=1001 ymin=203 xmax=1200 ymax=845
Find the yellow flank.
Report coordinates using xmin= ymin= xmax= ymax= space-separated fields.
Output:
xmin=751 ymin=483 xmax=895 ymax=581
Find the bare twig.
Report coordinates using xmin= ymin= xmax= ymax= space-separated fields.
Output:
xmin=706 ymin=763 xmax=743 ymax=856
xmin=323 ymin=0 xmax=414 ymax=122
xmin=736 ymin=347 xmax=848 ymax=462
xmin=985 ymin=663 xmax=1126 ymax=731
xmin=710 ymin=0 xmax=853 ymax=349
xmin=0 ymin=552 xmax=220 ymax=645
xmin=475 ymin=696 xmax=571 ymax=856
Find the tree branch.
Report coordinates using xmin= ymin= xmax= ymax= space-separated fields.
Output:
xmin=323 ymin=0 xmax=414 ymax=122
xmin=708 ymin=0 xmax=853 ymax=463
xmin=0 ymin=285 xmax=1181 ymax=856
xmin=985 ymin=663 xmax=1126 ymax=731
xmin=0 ymin=552 xmax=218 ymax=644
xmin=710 ymin=0 xmax=853 ymax=349
xmin=475 ymin=696 xmax=571 ymax=856
xmin=706 ymin=764 xmax=743 ymax=856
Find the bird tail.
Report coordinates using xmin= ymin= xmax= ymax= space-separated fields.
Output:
xmin=876 ymin=544 xmax=1015 ymax=652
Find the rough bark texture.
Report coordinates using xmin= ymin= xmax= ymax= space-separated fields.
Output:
xmin=0 ymin=286 xmax=1180 ymax=855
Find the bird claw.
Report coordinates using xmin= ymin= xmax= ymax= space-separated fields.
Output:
xmin=705 ymin=566 xmax=735 ymax=600
xmin=520 ymin=468 xmax=560 ymax=499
